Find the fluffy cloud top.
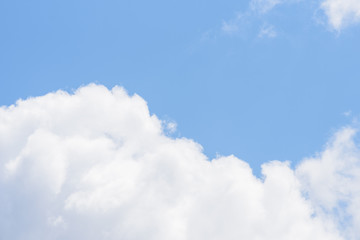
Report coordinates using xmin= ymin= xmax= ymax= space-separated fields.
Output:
xmin=321 ymin=0 xmax=360 ymax=31
xmin=0 ymin=84 xmax=359 ymax=239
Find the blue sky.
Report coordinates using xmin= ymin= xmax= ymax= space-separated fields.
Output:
xmin=1 ymin=0 xmax=360 ymax=175
xmin=2 ymin=1 xmax=360 ymax=238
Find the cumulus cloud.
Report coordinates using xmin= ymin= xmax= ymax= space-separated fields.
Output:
xmin=297 ymin=127 xmax=360 ymax=239
xmin=321 ymin=0 xmax=360 ymax=31
xmin=0 ymin=84 xmax=359 ymax=239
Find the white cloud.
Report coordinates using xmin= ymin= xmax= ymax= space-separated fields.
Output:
xmin=221 ymin=13 xmax=253 ymax=36
xmin=220 ymin=0 xmax=285 ymax=36
xmin=321 ymin=0 xmax=360 ymax=31
xmin=250 ymin=0 xmax=284 ymax=13
xmin=249 ymin=0 xmax=302 ymax=13
xmin=0 ymin=84 xmax=359 ymax=239
xmin=221 ymin=0 xmax=360 ymax=35
xmin=296 ymin=127 xmax=360 ymax=239
xmin=258 ymin=24 xmax=277 ymax=38
xmin=163 ymin=120 xmax=177 ymax=134
xmin=222 ymin=19 xmax=240 ymax=34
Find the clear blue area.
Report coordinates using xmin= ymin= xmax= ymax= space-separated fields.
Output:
xmin=1 ymin=0 xmax=360 ymax=175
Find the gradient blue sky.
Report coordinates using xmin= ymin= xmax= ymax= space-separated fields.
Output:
xmin=1 ymin=0 xmax=360 ymax=174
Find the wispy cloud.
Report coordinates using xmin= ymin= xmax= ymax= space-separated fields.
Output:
xmin=222 ymin=19 xmax=240 ymax=34
xmin=220 ymin=0 xmax=282 ymax=38
xmin=221 ymin=13 xmax=250 ymax=35
xmin=250 ymin=0 xmax=284 ymax=13
xmin=220 ymin=0 xmax=360 ymax=37
xmin=258 ymin=23 xmax=277 ymax=38
xmin=321 ymin=0 xmax=360 ymax=31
